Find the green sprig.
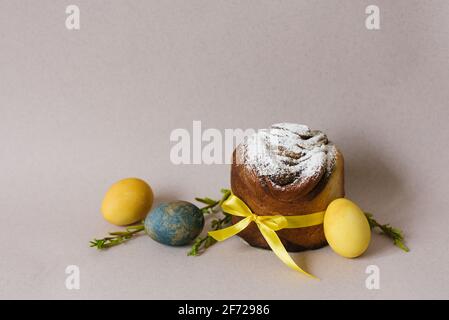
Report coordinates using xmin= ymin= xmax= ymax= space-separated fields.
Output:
xmin=89 ymin=224 xmax=145 ymax=249
xmin=188 ymin=189 xmax=232 ymax=256
xmin=365 ymin=213 xmax=409 ymax=252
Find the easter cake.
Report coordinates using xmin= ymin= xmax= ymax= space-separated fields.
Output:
xmin=231 ymin=123 xmax=344 ymax=252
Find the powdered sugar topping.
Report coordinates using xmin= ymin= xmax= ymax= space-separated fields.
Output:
xmin=239 ymin=123 xmax=337 ymax=187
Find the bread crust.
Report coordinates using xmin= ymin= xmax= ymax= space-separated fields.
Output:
xmin=230 ymin=150 xmax=345 ymax=252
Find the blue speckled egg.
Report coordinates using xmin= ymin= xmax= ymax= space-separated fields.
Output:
xmin=144 ymin=201 xmax=204 ymax=246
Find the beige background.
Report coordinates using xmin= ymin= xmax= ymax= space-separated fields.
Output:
xmin=1 ymin=0 xmax=448 ymax=299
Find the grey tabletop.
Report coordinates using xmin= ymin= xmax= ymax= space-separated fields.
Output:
xmin=1 ymin=0 xmax=448 ymax=299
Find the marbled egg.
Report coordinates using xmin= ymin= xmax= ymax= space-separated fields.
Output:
xmin=144 ymin=201 xmax=204 ymax=246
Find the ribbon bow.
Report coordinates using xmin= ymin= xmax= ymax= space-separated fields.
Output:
xmin=208 ymin=193 xmax=325 ymax=279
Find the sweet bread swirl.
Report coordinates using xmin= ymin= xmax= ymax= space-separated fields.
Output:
xmin=231 ymin=123 xmax=344 ymax=252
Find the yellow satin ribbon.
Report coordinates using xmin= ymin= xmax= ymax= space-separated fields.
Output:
xmin=208 ymin=193 xmax=325 ymax=279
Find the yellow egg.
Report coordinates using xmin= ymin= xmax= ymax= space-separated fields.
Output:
xmin=323 ymin=198 xmax=371 ymax=258
xmin=101 ymin=178 xmax=153 ymax=226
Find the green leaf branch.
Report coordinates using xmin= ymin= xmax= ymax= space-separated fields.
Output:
xmin=365 ymin=213 xmax=409 ymax=252
xmin=188 ymin=189 xmax=232 ymax=256
xmin=90 ymin=224 xmax=145 ymax=249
